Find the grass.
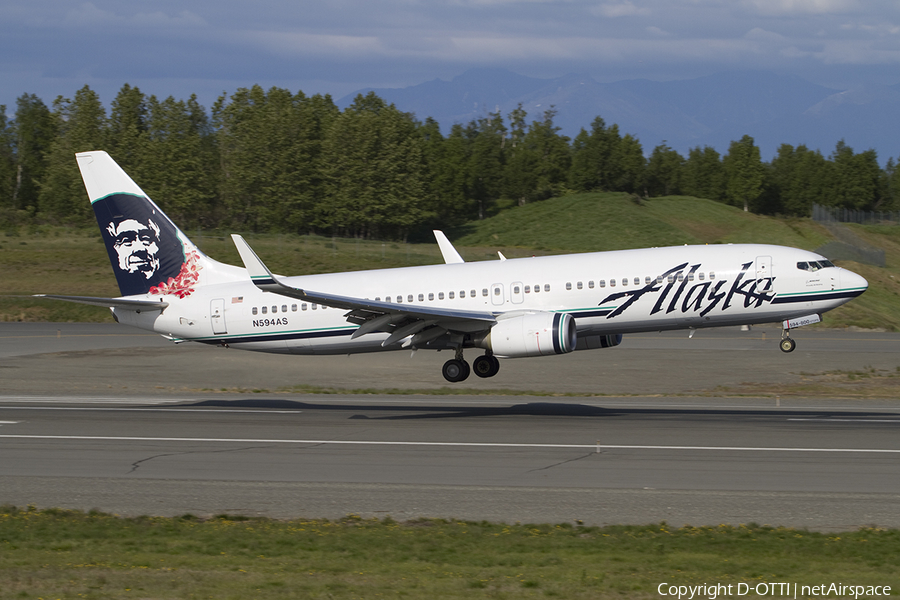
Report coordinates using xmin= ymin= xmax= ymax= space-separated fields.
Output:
xmin=2 ymin=193 xmax=900 ymax=327
xmin=1 ymin=506 xmax=898 ymax=599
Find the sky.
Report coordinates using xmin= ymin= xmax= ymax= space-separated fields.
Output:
xmin=1 ymin=0 xmax=899 ymax=116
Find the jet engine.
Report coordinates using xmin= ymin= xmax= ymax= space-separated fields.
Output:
xmin=477 ymin=312 xmax=577 ymax=358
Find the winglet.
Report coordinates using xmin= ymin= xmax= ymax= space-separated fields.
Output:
xmin=433 ymin=230 xmax=464 ymax=264
xmin=231 ymin=234 xmax=278 ymax=286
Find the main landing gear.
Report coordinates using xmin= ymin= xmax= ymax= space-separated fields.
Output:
xmin=442 ymin=350 xmax=500 ymax=382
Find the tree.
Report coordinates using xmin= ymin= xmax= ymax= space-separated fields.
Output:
xmin=568 ymin=116 xmax=623 ymax=192
xmin=320 ymin=93 xmax=430 ymax=239
xmin=419 ymin=118 xmax=472 ymax=229
xmin=825 ymin=140 xmax=881 ymax=211
xmin=613 ymin=134 xmax=645 ymax=195
xmin=466 ymin=111 xmax=506 ymax=220
xmin=765 ymin=144 xmax=828 ymax=216
xmin=38 ymin=86 xmax=106 ymax=222
xmin=723 ymin=135 xmax=764 ymax=212
xmin=645 ymin=143 xmax=684 ymax=197
xmin=11 ymin=93 xmax=56 ymax=213
xmin=681 ymin=146 xmax=725 ymax=201
xmin=0 ymin=106 xmax=15 ymax=217
xmin=106 ymin=84 xmax=147 ymax=173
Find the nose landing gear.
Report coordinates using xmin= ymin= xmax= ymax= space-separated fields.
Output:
xmin=780 ymin=330 xmax=796 ymax=353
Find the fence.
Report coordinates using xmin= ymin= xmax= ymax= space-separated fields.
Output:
xmin=812 ymin=203 xmax=900 ymax=225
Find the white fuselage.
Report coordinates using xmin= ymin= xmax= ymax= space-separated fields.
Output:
xmin=113 ymin=243 xmax=867 ymax=356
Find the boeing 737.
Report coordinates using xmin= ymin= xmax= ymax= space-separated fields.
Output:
xmin=40 ymin=151 xmax=869 ymax=382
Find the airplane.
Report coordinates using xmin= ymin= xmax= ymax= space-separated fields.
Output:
xmin=39 ymin=151 xmax=869 ymax=383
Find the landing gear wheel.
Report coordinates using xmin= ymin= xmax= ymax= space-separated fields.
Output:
xmin=442 ymin=359 xmax=470 ymax=382
xmin=780 ymin=337 xmax=796 ymax=353
xmin=473 ymin=354 xmax=501 ymax=378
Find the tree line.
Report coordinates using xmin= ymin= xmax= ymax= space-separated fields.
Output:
xmin=2 ymin=83 xmax=899 ymax=240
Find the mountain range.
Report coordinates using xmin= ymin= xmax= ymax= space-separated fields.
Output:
xmin=338 ymin=69 xmax=900 ymax=163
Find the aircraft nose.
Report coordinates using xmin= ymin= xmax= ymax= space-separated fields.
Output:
xmin=844 ymin=269 xmax=868 ymax=295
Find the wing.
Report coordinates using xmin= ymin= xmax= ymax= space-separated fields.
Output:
xmin=231 ymin=235 xmax=496 ymax=347
xmin=34 ymin=294 xmax=169 ymax=311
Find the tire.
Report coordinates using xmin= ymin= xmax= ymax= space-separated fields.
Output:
xmin=780 ymin=338 xmax=796 ymax=353
xmin=473 ymin=355 xmax=494 ymax=378
xmin=442 ymin=359 xmax=470 ymax=382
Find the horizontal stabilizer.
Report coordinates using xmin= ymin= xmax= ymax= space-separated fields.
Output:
xmin=34 ymin=295 xmax=169 ymax=311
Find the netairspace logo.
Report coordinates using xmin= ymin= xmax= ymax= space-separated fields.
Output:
xmin=657 ymin=582 xmax=892 ymax=600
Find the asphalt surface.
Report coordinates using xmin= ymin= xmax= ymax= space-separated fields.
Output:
xmin=2 ymin=322 xmax=900 ymax=530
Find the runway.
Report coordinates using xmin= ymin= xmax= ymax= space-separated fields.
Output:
xmin=2 ymin=322 xmax=900 ymax=530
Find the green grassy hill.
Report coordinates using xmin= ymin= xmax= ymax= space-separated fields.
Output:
xmin=2 ymin=192 xmax=898 ymax=329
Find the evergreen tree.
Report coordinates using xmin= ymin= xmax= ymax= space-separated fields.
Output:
xmin=568 ymin=116 xmax=623 ymax=192
xmin=613 ymin=134 xmax=645 ymax=195
xmin=106 ymin=84 xmax=147 ymax=173
xmin=321 ymin=93 xmax=430 ymax=239
xmin=466 ymin=111 xmax=506 ymax=220
xmin=419 ymin=118 xmax=472 ymax=229
xmin=645 ymin=143 xmax=684 ymax=196
xmin=11 ymin=93 xmax=56 ymax=213
xmin=767 ymin=144 xmax=828 ymax=216
xmin=825 ymin=140 xmax=881 ymax=210
xmin=136 ymin=94 xmax=219 ymax=228
xmin=0 ymin=106 xmax=15 ymax=217
xmin=681 ymin=146 xmax=725 ymax=201
xmin=723 ymin=135 xmax=764 ymax=212
xmin=38 ymin=86 xmax=106 ymax=222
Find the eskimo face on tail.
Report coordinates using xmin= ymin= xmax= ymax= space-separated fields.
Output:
xmin=93 ymin=193 xmax=200 ymax=298
xmin=107 ymin=218 xmax=161 ymax=279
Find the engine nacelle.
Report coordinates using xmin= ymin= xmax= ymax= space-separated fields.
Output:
xmin=478 ymin=312 xmax=577 ymax=358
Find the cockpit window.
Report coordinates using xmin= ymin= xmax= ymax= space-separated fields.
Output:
xmin=797 ymin=260 xmax=835 ymax=272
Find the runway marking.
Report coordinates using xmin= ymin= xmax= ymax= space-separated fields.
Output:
xmin=1 ymin=435 xmax=899 ymax=454
xmin=0 ymin=396 xmax=184 ymax=405
xmin=788 ymin=418 xmax=900 ymax=423
xmin=0 ymin=408 xmax=301 ymax=414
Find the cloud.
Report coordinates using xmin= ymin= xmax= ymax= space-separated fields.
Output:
xmin=742 ymin=0 xmax=859 ymax=16
xmin=590 ymin=1 xmax=652 ymax=18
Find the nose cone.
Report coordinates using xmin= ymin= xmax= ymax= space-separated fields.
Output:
xmin=843 ymin=268 xmax=868 ymax=297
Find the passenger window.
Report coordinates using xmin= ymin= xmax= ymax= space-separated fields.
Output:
xmin=657 ymin=276 xmax=663 ymax=284
xmin=543 ymin=284 xmax=549 ymax=292
xmin=449 ymin=291 xmax=455 ymax=299
xmin=566 ymin=282 xmax=572 ymax=290
xmin=494 ymin=287 xmax=500 ymax=296
xmin=709 ymin=272 xmax=715 ymax=280
xmin=622 ymin=278 xmax=628 ymax=287
xmin=525 ymin=285 xmax=531 ymax=293
xmin=611 ymin=279 xmax=617 ymax=287
xmin=312 ymin=304 xmax=317 ymax=310
xmin=407 ymin=295 xmax=413 ymax=303
xmin=534 ymin=285 xmax=540 ymax=293
xmin=292 ymin=304 xmax=297 ymax=312
xmin=667 ymin=275 xmax=675 ymax=284
xmin=483 ymin=288 xmax=489 ymax=296
xmin=396 ymin=296 xmax=402 ymax=303
xmin=428 ymin=293 xmax=434 ymax=301
xmin=687 ymin=274 xmax=694 ymax=282
xmin=282 ymin=305 xmax=288 ymax=313
xmin=261 ymin=306 xmax=267 ymax=314
xmin=698 ymin=273 xmax=704 ymax=281
xmin=634 ymin=277 xmax=640 ymax=286
xmin=460 ymin=290 xmax=466 ymax=298
xmin=588 ymin=281 xmax=594 ymax=289
xmin=599 ymin=280 xmax=606 ymax=288
xmin=677 ymin=274 xmax=684 ymax=283
xmin=252 ymin=307 xmax=258 ymax=315
xmin=513 ymin=286 xmax=520 ymax=294
xmin=577 ymin=281 xmax=583 ymax=290
xmin=384 ymin=297 xmax=391 ymax=303
xmin=302 ymin=303 xmax=308 ymax=311
xmin=418 ymin=294 xmax=424 ymax=302
xmin=438 ymin=292 xmax=444 ymax=300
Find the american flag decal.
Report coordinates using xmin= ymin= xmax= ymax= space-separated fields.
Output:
xmin=232 ymin=296 xmax=243 ymax=303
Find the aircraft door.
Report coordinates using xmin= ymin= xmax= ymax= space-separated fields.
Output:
xmin=510 ymin=281 xmax=524 ymax=304
xmin=491 ymin=283 xmax=505 ymax=306
xmin=756 ymin=256 xmax=773 ymax=292
xmin=210 ymin=298 xmax=227 ymax=334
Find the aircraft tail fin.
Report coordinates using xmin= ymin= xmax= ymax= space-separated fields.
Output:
xmin=77 ymin=151 xmax=241 ymax=298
